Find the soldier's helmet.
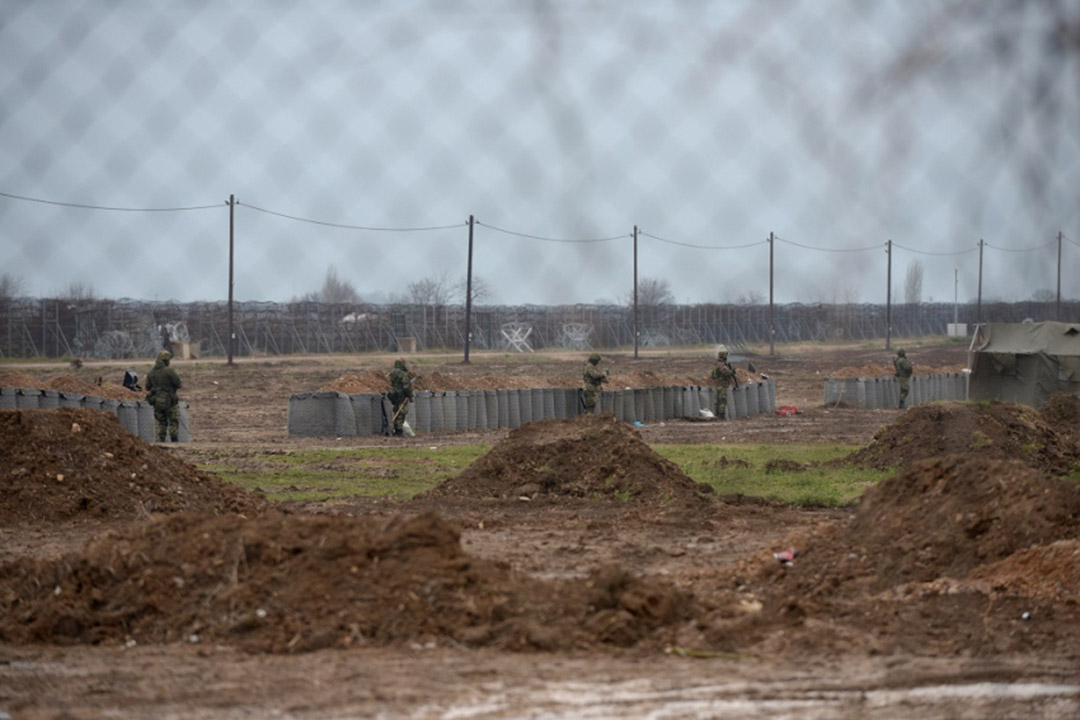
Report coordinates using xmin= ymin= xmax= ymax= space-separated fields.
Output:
xmin=157 ymin=350 xmax=172 ymax=362
xmin=588 ymin=353 xmax=601 ymax=365
xmin=896 ymin=348 xmax=906 ymax=357
xmin=394 ymin=359 xmax=408 ymax=370
xmin=716 ymin=344 xmax=728 ymax=359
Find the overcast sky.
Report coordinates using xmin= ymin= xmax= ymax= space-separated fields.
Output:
xmin=2 ymin=0 xmax=1078 ymax=306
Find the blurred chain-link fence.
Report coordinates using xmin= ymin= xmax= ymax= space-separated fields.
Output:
xmin=2 ymin=1 xmax=1078 ymax=350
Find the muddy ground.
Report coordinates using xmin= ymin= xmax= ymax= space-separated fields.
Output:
xmin=2 ymin=341 xmax=1080 ymax=719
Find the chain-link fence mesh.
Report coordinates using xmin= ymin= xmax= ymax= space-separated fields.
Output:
xmin=2 ymin=1 xmax=1078 ymax=353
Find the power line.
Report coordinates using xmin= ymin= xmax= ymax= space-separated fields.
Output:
xmin=892 ymin=242 xmax=979 ymax=256
xmin=0 ymin=190 xmax=220 ymax=212
xmin=774 ymin=235 xmax=880 ymax=253
xmin=984 ymin=239 xmax=1059 ymax=253
xmin=240 ymin=202 xmax=464 ymax=233
xmin=477 ymin=221 xmax=627 ymax=243
xmin=639 ymin=231 xmax=765 ymax=250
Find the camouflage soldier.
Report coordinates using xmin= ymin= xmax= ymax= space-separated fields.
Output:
xmin=710 ymin=347 xmax=738 ymax=419
xmin=146 ymin=350 xmax=182 ymax=442
xmin=388 ymin=359 xmax=414 ymax=436
xmin=893 ymin=347 xmax=913 ymax=409
xmin=581 ymin=353 xmax=609 ymax=414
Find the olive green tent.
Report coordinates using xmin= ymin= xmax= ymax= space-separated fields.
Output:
xmin=968 ymin=321 xmax=1080 ymax=407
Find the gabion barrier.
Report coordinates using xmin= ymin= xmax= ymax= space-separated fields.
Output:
xmin=823 ymin=373 xmax=968 ymax=409
xmin=0 ymin=385 xmax=191 ymax=442
xmin=287 ymin=380 xmax=778 ymax=437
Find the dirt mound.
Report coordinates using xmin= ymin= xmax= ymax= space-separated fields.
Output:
xmin=845 ymin=401 xmax=1080 ymax=475
xmin=728 ymin=455 xmax=1080 ymax=656
xmin=0 ymin=372 xmax=142 ymax=401
xmin=423 ymin=414 xmax=714 ymax=504
xmin=838 ymin=455 xmax=1080 ymax=589
xmin=318 ymin=368 xmax=766 ymax=394
xmin=0 ymin=511 xmax=694 ymax=653
xmin=0 ymin=372 xmax=41 ymax=388
xmin=1041 ymin=392 xmax=1080 ymax=446
xmin=826 ymin=364 xmax=894 ymax=379
xmin=320 ymin=371 xmax=389 ymax=394
xmin=826 ymin=363 xmax=966 ymax=378
xmin=43 ymin=374 xmax=143 ymax=401
xmin=0 ymin=408 xmax=267 ymax=525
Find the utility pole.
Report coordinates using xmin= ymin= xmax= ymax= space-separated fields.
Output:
xmin=464 ymin=215 xmax=474 ymax=364
xmin=1057 ymin=230 xmax=1063 ymax=321
xmin=768 ymin=231 xmax=775 ymax=357
xmin=953 ymin=265 xmax=959 ymax=332
xmin=227 ymin=194 xmax=235 ymax=366
xmin=633 ymin=225 xmax=639 ymax=359
xmin=885 ymin=239 xmax=892 ymax=350
xmin=976 ymin=238 xmax=984 ymax=327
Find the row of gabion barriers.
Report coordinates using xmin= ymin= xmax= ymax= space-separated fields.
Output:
xmin=823 ymin=373 xmax=968 ymax=409
xmin=288 ymin=381 xmax=778 ymax=437
xmin=0 ymin=387 xmax=192 ymax=442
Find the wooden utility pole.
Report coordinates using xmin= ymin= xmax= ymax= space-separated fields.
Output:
xmin=1057 ymin=230 xmax=1063 ymax=321
xmin=633 ymin=225 xmax=639 ymax=359
xmin=885 ymin=239 xmax=892 ymax=350
xmin=464 ymin=215 xmax=475 ymax=364
xmin=227 ymin=194 xmax=235 ymax=365
xmin=977 ymin=238 xmax=984 ymax=326
xmin=768 ymin=231 xmax=775 ymax=357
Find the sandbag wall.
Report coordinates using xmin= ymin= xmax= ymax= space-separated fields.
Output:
xmin=822 ymin=373 xmax=967 ymax=409
xmin=0 ymin=386 xmax=191 ymax=442
xmin=288 ymin=380 xmax=777 ymax=437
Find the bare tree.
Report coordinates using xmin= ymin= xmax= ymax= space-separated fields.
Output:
xmin=294 ymin=266 xmax=361 ymax=304
xmin=0 ymin=273 xmax=26 ymax=299
xmin=452 ymin=275 xmax=493 ymax=305
xmin=406 ymin=273 xmax=492 ymax=306
xmin=904 ymin=260 xmax=924 ymax=304
xmin=407 ymin=274 xmax=454 ymax=306
xmin=1030 ymin=288 xmax=1056 ymax=302
xmin=625 ymin=277 xmax=674 ymax=306
xmin=737 ymin=289 xmax=766 ymax=305
xmin=320 ymin=267 xmax=361 ymax=304
xmin=59 ymin=281 xmax=96 ymax=301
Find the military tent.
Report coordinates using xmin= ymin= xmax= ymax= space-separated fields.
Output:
xmin=968 ymin=321 xmax=1080 ymax=407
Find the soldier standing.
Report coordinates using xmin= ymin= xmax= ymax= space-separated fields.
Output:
xmin=388 ymin=359 xmax=414 ymax=436
xmin=146 ymin=350 xmax=182 ymax=442
xmin=581 ymin=353 xmax=608 ymax=414
xmin=893 ymin=347 xmax=913 ymax=409
xmin=710 ymin=346 xmax=738 ymax=419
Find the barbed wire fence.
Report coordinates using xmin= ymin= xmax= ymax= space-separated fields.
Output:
xmin=2 ymin=290 xmax=1077 ymax=361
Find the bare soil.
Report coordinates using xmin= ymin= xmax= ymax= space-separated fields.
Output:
xmin=2 ymin=341 xmax=1080 ymax=719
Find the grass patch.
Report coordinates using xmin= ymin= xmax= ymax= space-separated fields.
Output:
xmin=654 ymin=444 xmax=892 ymax=507
xmin=201 ymin=445 xmax=488 ymax=502
xmin=196 ymin=443 xmax=891 ymax=507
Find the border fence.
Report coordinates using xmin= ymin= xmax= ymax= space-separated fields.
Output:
xmin=2 ymin=297 xmax=1076 ymax=360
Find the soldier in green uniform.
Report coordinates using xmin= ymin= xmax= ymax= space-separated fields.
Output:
xmin=893 ymin=347 xmax=913 ymax=409
xmin=146 ymin=350 xmax=182 ymax=442
xmin=581 ymin=353 xmax=608 ymax=414
xmin=710 ymin=347 xmax=737 ymax=419
xmin=388 ymin=359 xmax=414 ymax=436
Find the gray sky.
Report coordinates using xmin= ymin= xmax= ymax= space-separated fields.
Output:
xmin=2 ymin=0 xmax=1078 ymax=306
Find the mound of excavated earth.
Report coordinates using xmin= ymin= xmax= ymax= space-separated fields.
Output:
xmin=845 ymin=401 xmax=1080 ymax=475
xmin=0 ymin=511 xmax=694 ymax=654
xmin=422 ymin=413 xmax=714 ymax=504
xmin=1041 ymin=392 xmax=1080 ymax=447
xmin=0 ymin=408 xmax=267 ymax=524
xmin=730 ymin=454 xmax=1080 ymax=656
